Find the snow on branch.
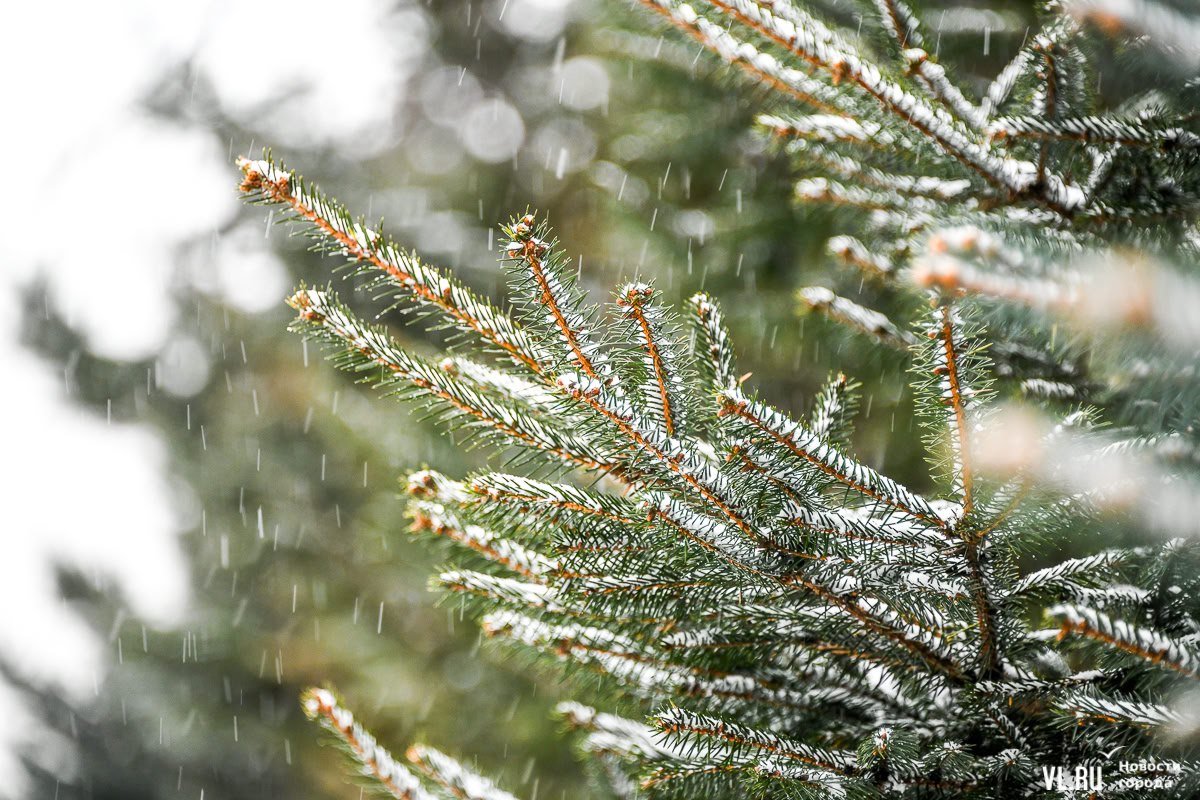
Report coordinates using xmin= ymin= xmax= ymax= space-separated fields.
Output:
xmin=911 ymin=253 xmax=1077 ymax=312
xmin=406 ymin=479 xmax=554 ymax=581
xmin=556 ymin=372 xmax=763 ymax=543
xmin=238 ymin=157 xmax=546 ymax=378
xmin=914 ymin=241 xmax=1200 ymax=354
xmin=980 ymin=48 xmax=1034 ymax=119
xmin=761 ymin=113 xmax=901 ymax=147
xmin=794 ymin=177 xmax=940 ymax=213
xmin=557 ymin=701 xmax=686 ymax=760
xmin=406 ymin=745 xmax=521 ymax=800
xmin=784 ymin=139 xmax=973 ymax=202
xmin=1019 ymin=379 xmax=1077 ymax=400
xmin=827 ymin=235 xmax=896 ymax=278
xmin=808 ymin=372 xmax=859 ymax=447
xmin=903 ymin=48 xmax=986 ymax=129
xmin=482 ymin=610 xmax=688 ymax=693
xmin=974 ymin=405 xmax=1200 ymax=540
xmin=617 ymin=283 xmax=690 ymax=437
xmin=693 ymin=0 xmax=1085 ymax=213
xmin=988 ymin=115 xmax=1200 ymax=149
xmin=635 ymin=0 xmax=850 ymax=112
xmin=872 ymin=0 xmax=923 ymax=50
xmin=505 ymin=215 xmax=615 ymax=386
xmin=405 ymin=468 xmax=473 ymax=505
xmin=645 ymin=493 xmax=768 ymax=576
xmin=287 ymin=288 xmax=610 ymax=474
xmin=469 ymin=472 xmax=640 ymax=526
xmin=439 ymin=570 xmax=561 ymax=613
xmin=437 ymin=356 xmax=559 ymax=414
xmin=1008 ymin=549 xmax=1140 ymax=599
xmin=799 ymin=286 xmax=918 ymax=350
xmin=781 ymin=504 xmax=944 ymax=551
xmin=1050 ymin=604 xmax=1200 ymax=680
xmin=687 ymin=292 xmax=739 ymax=391
xmin=718 ymin=387 xmax=946 ymax=529
xmin=1057 ymin=690 xmax=1186 ymax=729
xmin=929 ymin=304 xmax=977 ymax=517
xmin=778 ymin=576 xmax=969 ymax=682
xmin=302 ymin=688 xmax=440 ymax=800
xmin=655 ymin=707 xmax=857 ymax=774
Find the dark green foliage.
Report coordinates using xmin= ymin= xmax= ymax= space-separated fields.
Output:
xmin=237 ymin=1 xmax=1200 ymax=798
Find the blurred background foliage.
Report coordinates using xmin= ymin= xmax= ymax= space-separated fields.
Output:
xmin=10 ymin=0 xmax=1050 ymax=797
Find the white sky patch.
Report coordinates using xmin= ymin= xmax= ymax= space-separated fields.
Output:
xmin=158 ymin=335 xmax=214 ymax=399
xmin=461 ymin=98 xmax=526 ymax=163
xmin=532 ymin=118 xmax=598 ymax=177
xmin=420 ymin=66 xmax=485 ymax=127
xmin=195 ymin=0 xmax=428 ymax=154
xmin=14 ymin=116 xmax=234 ymax=360
xmin=558 ymin=57 xmax=610 ymax=111
xmin=191 ymin=222 xmax=291 ymax=315
xmin=0 ymin=289 xmax=190 ymax=794
xmin=495 ymin=0 xmax=574 ymax=42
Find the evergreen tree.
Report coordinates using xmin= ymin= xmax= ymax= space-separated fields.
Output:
xmin=236 ymin=1 xmax=1200 ymax=797
xmin=14 ymin=2 xmax=818 ymax=795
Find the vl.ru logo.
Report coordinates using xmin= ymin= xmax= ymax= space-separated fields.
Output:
xmin=1041 ymin=765 xmax=1105 ymax=792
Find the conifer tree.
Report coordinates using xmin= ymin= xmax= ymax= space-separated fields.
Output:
xmin=236 ymin=1 xmax=1200 ymax=797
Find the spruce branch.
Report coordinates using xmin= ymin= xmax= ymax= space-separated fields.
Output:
xmin=406 ymin=479 xmax=554 ymax=581
xmin=808 ymin=372 xmax=860 ymax=449
xmin=781 ymin=505 xmax=942 ymax=550
xmin=687 ymin=293 xmax=739 ymax=392
xmin=237 ymin=158 xmax=546 ymax=378
xmin=286 ymin=288 xmax=610 ymax=474
xmin=903 ymin=48 xmax=987 ymax=131
xmin=468 ymin=473 xmax=640 ymax=527
xmin=505 ymin=215 xmax=614 ymax=385
xmin=302 ymin=688 xmax=442 ymax=800
xmin=683 ymin=0 xmax=1081 ymax=214
xmin=616 ymin=283 xmax=690 ymax=438
xmin=930 ymin=303 xmax=976 ymax=519
xmin=761 ymin=112 xmax=917 ymax=152
xmin=1062 ymin=0 xmax=1200 ymax=72
xmin=916 ymin=301 xmax=1000 ymax=679
xmin=436 ymin=356 xmax=560 ymax=416
xmin=1057 ymin=690 xmax=1185 ymax=730
xmin=406 ymin=745 xmax=521 ymax=800
xmin=634 ymin=0 xmax=850 ymax=113
xmin=988 ymin=115 xmax=1200 ymax=150
xmin=644 ymin=493 xmax=768 ymax=576
xmin=791 ymin=578 xmax=969 ymax=683
xmin=643 ymin=0 xmax=1200 ymax=327
xmin=440 ymin=570 xmax=562 ymax=615
xmin=826 ymin=235 xmax=896 ymax=279
xmin=1008 ymin=549 xmax=1139 ymax=599
xmin=242 ymin=71 xmax=1200 ymax=790
xmin=872 ymin=0 xmax=922 ymax=52
xmin=1050 ymin=605 xmax=1200 ymax=680
xmin=716 ymin=387 xmax=946 ymax=530
xmin=482 ymin=611 xmax=738 ymax=701
xmin=782 ymin=139 xmax=974 ymax=202
xmin=558 ymin=701 xmax=687 ymax=761
xmin=795 ymin=177 xmax=940 ymax=213
xmin=655 ymin=707 xmax=857 ymax=774
xmin=799 ymin=286 xmax=918 ymax=350
xmin=980 ymin=48 xmax=1034 ymax=120
xmin=557 ymin=374 xmax=764 ymax=543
